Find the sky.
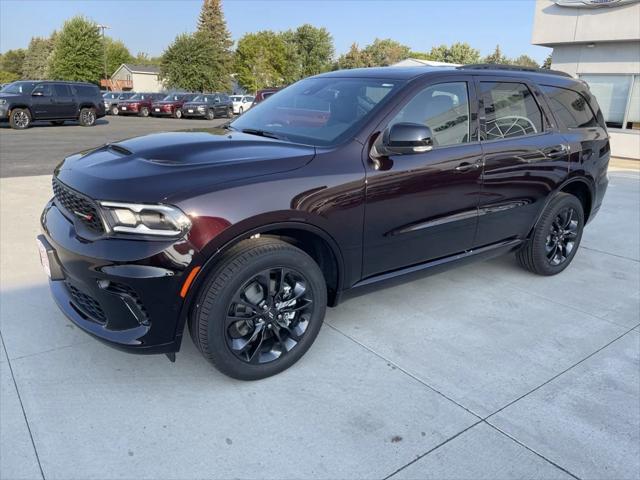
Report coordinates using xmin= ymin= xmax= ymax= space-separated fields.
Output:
xmin=0 ymin=0 xmax=550 ymax=62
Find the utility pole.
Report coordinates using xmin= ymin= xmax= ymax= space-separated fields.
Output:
xmin=97 ymin=24 xmax=110 ymax=86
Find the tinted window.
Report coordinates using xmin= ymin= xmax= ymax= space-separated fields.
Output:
xmin=32 ymin=84 xmax=53 ymax=96
xmin=1 ymin=81 xmax=37 ymax=94
xmin=221 ymin=94 xmax=229 ymax=102
xmin=389 ymin=82 xmax=471 ymax=147
xmin=244 ymin=96 xmax=254 ymax=103
xmin=54 ymin=84 xmax=71 ymax=96
xmin=74 ymin=85 xmax=98 ymax=97
xmin=540 ymin=85 xmax=597 ymax=129
xmin=480 ymin=82 xmax=542 ymax=140
xmin=231 ymin=77 xmax=401 ymax=146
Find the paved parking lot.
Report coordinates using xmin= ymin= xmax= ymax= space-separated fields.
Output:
xmin=0 ymin=116 xmax=638 ymax=479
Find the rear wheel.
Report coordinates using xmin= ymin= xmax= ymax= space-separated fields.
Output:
xmin=206 ymin=109 xmax=215 ymax=120
xmin=140 ymin=106 xmax=150 ymax=117
xmin=78 ymin=108 xmax=96 ymax=127
xmin=9 ymin=108 xmax=31 ymax=129
xmin=111 ymin=105 xmax=119 ymax=115
xmin=189 ymin=238 xmax=327 ymax=380
xmin=517 ymin=193 xmax=584 ymax=275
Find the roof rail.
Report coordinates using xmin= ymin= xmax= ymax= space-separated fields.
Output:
xmin=458 ymin=64 xmax=573 ymax=78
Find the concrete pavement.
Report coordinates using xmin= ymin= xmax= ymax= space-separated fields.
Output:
xmin=0 ymin=162 xmax=638 ymax=479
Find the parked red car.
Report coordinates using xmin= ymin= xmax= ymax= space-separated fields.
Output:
xmin=251 ymin=88 xmax=281 ymax=107
xmin=150 ymin=93 xmax=199 ymax=119
xmin=118 ymin=93 xmax=165 ymax=117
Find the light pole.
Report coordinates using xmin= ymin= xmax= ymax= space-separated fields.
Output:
xmin=97 ymin=24 xmax=110 ymax=85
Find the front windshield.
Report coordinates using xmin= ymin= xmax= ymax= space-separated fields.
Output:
xmin=119 ymin=92 xmax=134 ymax=99
xmin=230 ymin=96 xmax=242 ymax=101
xmin=1 ymin=81 xmax=37 ymax=94
xmin=192 ymin=95 xmax=210 ymax=103
xmin=129 ymin=94 xmax=145 ymax=100
xmin=230 ymin=77 xmax=402 ymax=146
xmin=163 ymin=94 xmax=183 ymax=101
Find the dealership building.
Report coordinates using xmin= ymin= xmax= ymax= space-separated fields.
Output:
xmin=532 ymin=0 xmax=640 ymax=159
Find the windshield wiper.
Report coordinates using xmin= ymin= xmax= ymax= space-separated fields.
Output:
xmin=241 ymin=128 xmax=286 ymax=140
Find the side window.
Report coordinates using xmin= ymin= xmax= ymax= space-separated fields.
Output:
xmin=54 ymin=84 xmax=71 ymax=96
xmin=480 ymin=82 xmax=543 ymax=140
xmin=32 ymin=84 xmax=52 ymax=96
xmin=540 ymin=85 xmax=597 ymax=129
xmin=389 ymin=82 xmax=471 ymax=147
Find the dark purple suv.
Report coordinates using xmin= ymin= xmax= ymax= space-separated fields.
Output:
xmin=38 ymin=65 xmax=609 ymax=379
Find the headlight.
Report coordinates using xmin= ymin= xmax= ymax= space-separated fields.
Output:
xmin=99 ymin=201 xmax=191 ymax=237
xmin=197 ymin=105 xmax=205 ymax=111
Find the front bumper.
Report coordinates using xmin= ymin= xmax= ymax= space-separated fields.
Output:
xmin=150 ymin=107 xmax=174 ymax=116
xmin=40 ymin=200 xmax=200 ymax=354
xmin=118 ymin=105 xmax=140 ymax=114
xmin=182 ymin=108 xmax=207 ymax=118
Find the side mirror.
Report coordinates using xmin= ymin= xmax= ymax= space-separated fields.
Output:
xmin=383 ymin=123 xmax=434 ymax=154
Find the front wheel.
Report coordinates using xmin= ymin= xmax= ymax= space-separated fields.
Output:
xmin=140 ymin=106 xmax=150 ymax=117
xmin=78 ymin=108 xmax=96 ymax=127
xmin=9 ymin=108 xmax=31 ymax=129
xmin=173 ymin=108 xmax=182 ymax=119
xmin=190 ymin=238 xmax=327 ymax=380
xmin=225 ymin=106 xmax=232 ymax=118
xmin=111 ymin=105 xmax=119 ymax=115
xmin=206 ymin=109 xmax=215 ymax=120
xmin=517 ymin=193 xmax=584 ymax=275
xmin=239 ymin=107 xmax=243 ymax=115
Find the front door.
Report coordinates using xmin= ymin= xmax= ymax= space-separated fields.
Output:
xmin=362 ymin=78 xmax=483 ymax=278
xmin=474 ymin=77 xmax=571 ymax=247
xmin=30 ymin=84 xmax=56 ymax=120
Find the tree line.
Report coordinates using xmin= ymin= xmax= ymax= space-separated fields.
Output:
xmin=0 ymin=0 xmax=552 ymax=91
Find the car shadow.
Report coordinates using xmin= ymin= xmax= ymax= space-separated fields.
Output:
xmin=0 ymin=118 xmax=109 ymax=129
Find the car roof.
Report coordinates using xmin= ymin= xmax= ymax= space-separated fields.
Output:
xmin=313 ymin=65 xmax=582 ymax=89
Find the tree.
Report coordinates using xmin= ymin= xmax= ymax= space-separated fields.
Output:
xmin=49 ymin=16 xmax=103 ymax=83
xmin=22 ymin=36 xmax=56 ymax=79
xmin=484 ymin=44 xmax=508 ymax=64
xmin=104 ymin=38 xmax=132 ymax=77
xmin=160 ymin=32 xmax=229 ymax=92
xmin=363 ymin=38 xmax=410 ymax=66
xmin=512 ymin=54 xmax=540 ymax=68
xmin=428 ymin=42 xmax=480 ymax=64
xmin=133 ymin=52 xmax=161 ymax=67
xmin=0 ymin=49 xmax=26 ymax=77
xmin=196 ymin=0 xmax=233 ymax=82
xmin=0 ymin=71 xmax=19 ymax=84
xmin=335 ymin=43 xmax=369 ymax=70
xmin=285 ymin=24 xmax=334 ymax=78
xmin=234 ymin=31 xmax=290 ymax=91
xmin=542 ymin=53 xmax=552 ymax=69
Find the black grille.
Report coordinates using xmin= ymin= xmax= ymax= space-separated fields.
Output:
xmin=66 ymin=282 xmax=106 ymax=324
xmin=52 ymin=178 xmax=105 ymax=234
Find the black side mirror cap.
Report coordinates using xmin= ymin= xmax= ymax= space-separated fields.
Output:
xmin=383 ymin=122 xmax=434 ymax=154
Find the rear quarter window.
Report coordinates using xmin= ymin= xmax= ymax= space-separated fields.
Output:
xmin=540 ymin=85 xmax=598 ymax=129
xmin=74 ymin=85 xmax=99 ymax=97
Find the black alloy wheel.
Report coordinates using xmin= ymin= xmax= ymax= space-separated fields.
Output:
xmin=9 ymin=108 xmax=31 ymax=129
xmin=79 ymin=108 xmax=96 ymax=127
xmin=190 ymin=237 xmax=327 ymax=380
xmin=517 ymin=193 xmax=584 ymax=275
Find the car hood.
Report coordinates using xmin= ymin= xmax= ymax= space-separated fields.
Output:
xmin=183 ymin=102 xmax=207 ymax=107
xmin=55 ymin=128 xmax=316 ymax=204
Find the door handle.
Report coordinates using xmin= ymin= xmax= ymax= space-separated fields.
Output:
xmin=543 ymin=145 xmax=569 ymax=158
xmin=455 ymin=162 xmax=480 ymax=172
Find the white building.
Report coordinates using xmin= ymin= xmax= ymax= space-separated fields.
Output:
xmin=532 ymin=0 xmax=640 ymax=159
xmin=101 ymin=64 xmax=164 ymax=93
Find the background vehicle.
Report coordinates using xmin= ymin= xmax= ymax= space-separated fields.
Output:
xmin=103 ymin=91 xmax=135 ymax=115
xmin=181 ymin=93 xmax=233 ymax=119
xmin=251 ymin=88 xmax=281 ymax=107
xmin=39 ymin=66 xmax=609 ymax=380
xmin=117 ymin=92 xmax=165 ymax=117
xmin=230 ymin=95 xmax=255 ymax=115
xmin=151 ymin=93 xmax=199 ymax=119
xmin=0 ymin=80 xmax=106 ymax=129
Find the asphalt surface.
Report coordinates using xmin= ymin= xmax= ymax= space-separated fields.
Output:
xmin=0 ymin=115 xmax=638 ymax=479
xmin=0 ymin=115 xmax=229 ymax=178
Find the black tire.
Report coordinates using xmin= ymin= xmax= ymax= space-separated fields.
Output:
xmin=9 ymin=108 xmax=31 ymax=129
xmin=225 ymin=106 xmax=232 ymax=118
xmin=206 ymin=108 xmax=215 ymax=120
xmin=78 ymin=107 xmax=96 ymax=127
xmin=173 ymin=108 xmax=182 ymax=119
xmin=189 ymin=237 xmax=327 ymax=380
xmin=140 ymin=106 xmax=150 ymax=117
xmin=111 ymin=105 xmax=119 ymax=115
xmin=239 ymin=106 xmax=243 ymax=115
xmin=51 ymin=120 xmax=65 ymax=126
xmin=517 ymin=193 xmax=584 ymax=276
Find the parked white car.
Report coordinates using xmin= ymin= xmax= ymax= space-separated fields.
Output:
xmin=230 ymin=95 xmax=255 ymax=115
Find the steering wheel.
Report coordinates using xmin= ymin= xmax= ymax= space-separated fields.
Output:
xmin=485 ymin=116 xmax=538 ymax=140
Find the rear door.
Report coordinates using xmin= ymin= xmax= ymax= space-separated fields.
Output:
xmin=474 ymin=76 xmax=571 ymax=247
xmin=53 ymin=84 xmax=77 ymax=118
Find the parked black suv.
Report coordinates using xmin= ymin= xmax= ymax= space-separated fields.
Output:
xmin=182 ymin=93 xmax=233 ymax=119
xmin=0 ymin=80 xmax=106 ymax=129
xmin=38 ymin=65 xmax=609 ymax=379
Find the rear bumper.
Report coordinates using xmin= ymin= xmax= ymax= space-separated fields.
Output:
xmin=40 ymin=201 xmax=200 ymax=354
